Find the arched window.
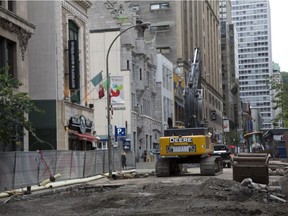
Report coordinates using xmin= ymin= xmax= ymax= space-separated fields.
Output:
xmin=68 ymin=20 xmax=80 ymax=103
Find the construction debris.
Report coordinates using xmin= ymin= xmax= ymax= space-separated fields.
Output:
xmin=239 ymin=177 xmax=287 ymax=203
xmin=111 ymin=170 xmax=149 ymax=180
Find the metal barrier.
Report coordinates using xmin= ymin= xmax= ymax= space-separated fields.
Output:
xmin=0 ymin=149 xmax=121 ymax=192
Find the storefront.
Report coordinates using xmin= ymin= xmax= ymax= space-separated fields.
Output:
xmin=68 ymin=115 xmax=99 ymax=151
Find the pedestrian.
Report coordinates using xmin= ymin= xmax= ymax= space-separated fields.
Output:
xmin=121 ymin=151 xmax=127 ymax=169
xmin=143 ymin=150 xmax=147 ymax=162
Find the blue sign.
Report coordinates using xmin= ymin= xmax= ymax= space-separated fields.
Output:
xmin=116 ymin=127 xmax=126 ymax=136
xmin=123 ymin=139 xmax=131 ymax=150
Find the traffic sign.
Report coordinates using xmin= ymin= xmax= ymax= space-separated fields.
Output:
xmin=116 ymin=127 xmax=126 ymax=136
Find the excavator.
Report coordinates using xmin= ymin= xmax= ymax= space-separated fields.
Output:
xmin=155 ymin=48 xmax=223 ymax=177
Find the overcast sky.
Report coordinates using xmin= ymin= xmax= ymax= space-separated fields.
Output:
xmin=270 ymin=0 xmax=288 ymax=72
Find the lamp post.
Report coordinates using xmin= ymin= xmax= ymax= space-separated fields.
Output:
xmin=106 ymin=21 xmax=150 ymax=177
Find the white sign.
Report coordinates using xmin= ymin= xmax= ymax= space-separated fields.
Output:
xmin=223 ymin=119 xmax=230 ymax=132
xmin=170 ymin=137 xmax=192 ymax=143
xmin=172 ymin=146 xmax=196 ymax=152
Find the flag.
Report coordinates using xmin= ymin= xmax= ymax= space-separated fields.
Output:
xmin=91 ymin=71 xmax=103 ymax=86
xmin=98 ymin=84 xmax=105 ymax=99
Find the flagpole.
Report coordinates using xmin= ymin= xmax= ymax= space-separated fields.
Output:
xmin=80 ymin=73 xmax=107 ymax=102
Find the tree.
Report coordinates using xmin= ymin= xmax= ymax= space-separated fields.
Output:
xmin=0 ymin=72 xmax=42 ymax=149
xmin=270 ymin=72 xmax=288 ymax=127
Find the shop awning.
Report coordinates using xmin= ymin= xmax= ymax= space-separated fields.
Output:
xmin=72 ymin=132 xmax=100 ymax=142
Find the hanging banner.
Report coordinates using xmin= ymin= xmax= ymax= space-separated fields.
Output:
xmin=223 ymin=119 xmax=230 ymax=132
xmin=68 ymin=40 xmax=79 ymax=89
xmin=110 ymin=76 xmax=124 ymax=105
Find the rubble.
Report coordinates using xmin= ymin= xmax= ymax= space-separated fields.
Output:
xmin=239 ymin=177 xmax=287 ymax=203
xmin=111 ymin=170 xmax=149 ymax=180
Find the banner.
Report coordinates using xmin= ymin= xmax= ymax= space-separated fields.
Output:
xmin=68 ymin=40 xmax=79 ymax=89
xmin=110 ymin=76 xmax=124 ymax=105
xmin=223 ymin=119 xmax=230 ymax=132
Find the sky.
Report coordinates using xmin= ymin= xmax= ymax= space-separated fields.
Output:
xmin=270 ymin=1 xmax=288 ymax=72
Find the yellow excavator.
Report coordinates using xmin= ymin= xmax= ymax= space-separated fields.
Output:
xmin=155 ymin=48 xmax=223 ymax=177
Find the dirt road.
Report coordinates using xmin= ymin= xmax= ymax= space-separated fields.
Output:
xmin=0 ymin=168 xmax=287 ymax=216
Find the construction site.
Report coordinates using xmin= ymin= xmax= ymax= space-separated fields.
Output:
xmin=0 ymin=159 xmax=288 ymax=216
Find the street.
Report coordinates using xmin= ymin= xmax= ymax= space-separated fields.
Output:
xmin=0 ymin=167 xmax=287 ymax=216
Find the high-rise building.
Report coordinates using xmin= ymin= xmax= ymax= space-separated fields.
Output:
xmin=220 ymin=0 xmax=242 ymax=133
xmin=232 ymin=0 xmax=274 ymax=129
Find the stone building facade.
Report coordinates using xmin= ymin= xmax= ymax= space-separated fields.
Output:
xmin=0 ymin=0 xmax=35 ymax=151
xmin=89 ymin=1 xmax=162 ymax=163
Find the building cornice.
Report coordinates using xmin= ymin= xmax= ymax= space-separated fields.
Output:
xmin=0 ymin=7 xmax=35 ymax=60
xmin=75 ymin=0 xmax=93 ymax=9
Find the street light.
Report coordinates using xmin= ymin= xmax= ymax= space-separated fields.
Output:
xmin=106 ymin=20 xmax=150 ymax=177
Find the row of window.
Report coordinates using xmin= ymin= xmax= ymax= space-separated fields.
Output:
xmin=239 ymin=74 xmax=269 ymax=80
xmin=239 ymin=57 xmax=269 ymax=64
xmin=239 ymin=42 xmax=268 ymax=48
xmin=132 ymin=2 xmax=170 ymax=12
xmin=240 ymin=79 xmax=268 ymax=85
xmin=232 ymin=3 xmax=266 ymax=10
xmin=235 ymin=20 xmax=268 ymax=26
xmin=150 ymin=25 xmax=170 ymax=33
xmin=239 ymin=36 xmax=268 ymax=43
xmin=240 ymin=90 xmax=269 ymax=96
xmin=239 ymin=52 xmax=268 ymax=59
xmin=240 ymin=85 xmax=269 ymax=91
xmin=238 ymin=25 xmax=268 ymax=32
xmin=233 ymin=8 xmax=267 ymax=16
xmin=239 ymin=47 xmax=268 ymax=53
xmin=239 ymin=69 xmax=269 ymax=75
xmin=238 ymin=31 xmax=268 ymax=38
xmin=239 ymin=63 xmax=269 ymax=69
xmin=232 ymin=14 xmax=268 ymax=21
xmin=256 ymin=102 xmax=271 ymax=107
xmin=150 ymin=3 xmax=169 ymax=10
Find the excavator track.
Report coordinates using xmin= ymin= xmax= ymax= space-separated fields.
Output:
xmin=155 ymin=158 xmax=182 ymax=177
xmin=200 ymin=156 xmax=223 ymax=176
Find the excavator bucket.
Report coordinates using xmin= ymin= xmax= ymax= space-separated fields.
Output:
xmin=232 ymin=153 xmax=270 ymax=184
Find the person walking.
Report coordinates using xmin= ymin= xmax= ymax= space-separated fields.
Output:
xmin=121 ymin=151 xmax=127 ymax=170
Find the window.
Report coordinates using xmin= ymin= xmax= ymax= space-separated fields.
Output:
xmin=132 ymin=5 xmax=139 ymax=12
xmin=150 ymin=3 xmax=169 ymax=10
xmin=150 ymin=25 xmax=170 ymax=33
xmin=97 ymin=141 xmax=107 ymax=150
xmin=0 ymin=37 xmax=16 ymax=77
xmin=156 ymin=47 xmax=170 ymax=54
xmin=8 ymin=0 xmax=15 ymax=12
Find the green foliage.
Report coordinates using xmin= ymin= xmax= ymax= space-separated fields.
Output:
xmin=270 ymin=72 xmax=288 ymax=127
xmin=0 ymin=73 xmax=41 ymax=144
xmin=224 ymin=131 xmax=241 ymax=145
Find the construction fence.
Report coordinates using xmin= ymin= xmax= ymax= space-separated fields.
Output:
xmin=0 ymin=149 xmax=121 ymax=192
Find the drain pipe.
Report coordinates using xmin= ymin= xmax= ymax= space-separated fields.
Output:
xmin=0 ymin=173 xmax=106 ymax=199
